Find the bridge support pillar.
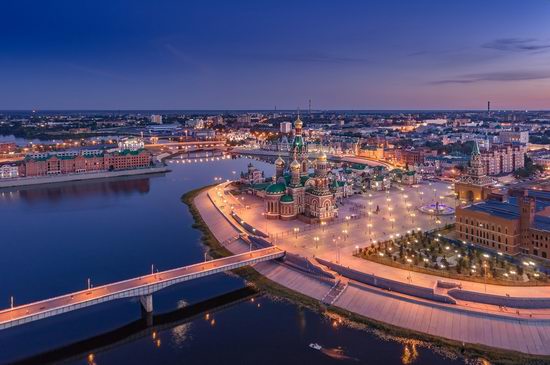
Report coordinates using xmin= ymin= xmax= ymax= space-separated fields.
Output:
xmin=140 ymin=295 xmax=153 ymax=313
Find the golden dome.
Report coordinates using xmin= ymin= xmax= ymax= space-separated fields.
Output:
xmin=275 ymin=156 xmax=285 ymax=166
xmin=294 ymin=116 xmax=303 ymax=129
xmin=290 ymin=159 xmax=300 ymax=170
xmin=317 ymin=152 xmax=327 ymax=162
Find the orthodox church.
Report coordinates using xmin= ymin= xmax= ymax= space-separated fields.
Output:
xmin=241 ymin=117 xmax=349 ymax=222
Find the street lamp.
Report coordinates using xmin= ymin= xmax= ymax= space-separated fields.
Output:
xmin=314 ymin=236 xmax=320 ymax=249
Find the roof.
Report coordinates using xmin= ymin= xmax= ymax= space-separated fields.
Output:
xmin=113 ymin=148 xmax=146 ymax=156
xmin=528 ymin=189 xmax=550 ymax=202
xmin=251 ymin=182 xmax=270 ymax=191
xmin=266 ymin=183 xmax=286 ymax=194
xmin=280 ymin=194 xmax=294 ymax=203
xmin=534 ymin=215 xmax=550 ymax=231
xmin=351 ymin=163 xmax=367 ymax=170
xmin=465 ymin=197 xmax=550 ymax=221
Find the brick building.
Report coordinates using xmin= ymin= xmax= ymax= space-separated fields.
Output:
xmin=0 ymin=142 xmax=17 ymax=154
xmin=455 ymin=190 xmax=550 ymax=260
xmin=20 ymin=149 xmax=152 ymax=177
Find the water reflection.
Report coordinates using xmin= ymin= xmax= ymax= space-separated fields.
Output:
xmin=0 ymin=175 xmax=159 ymax=204
xmin=401 ymin=341 xmax=419 ymax=364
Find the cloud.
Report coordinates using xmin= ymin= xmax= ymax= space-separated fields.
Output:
xmin=482 ymin=38 xmax=550 ymax=52
xmin=431 ymin=70 xmax=550 ymax=84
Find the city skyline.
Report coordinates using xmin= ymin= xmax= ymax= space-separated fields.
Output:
xmin=2 ymin=0 xmax=550 ymax=110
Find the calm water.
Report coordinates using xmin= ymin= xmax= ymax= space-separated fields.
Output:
xmin=0 ymin=156 xmax=467 ymax=365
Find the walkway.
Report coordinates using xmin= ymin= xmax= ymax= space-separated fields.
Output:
xmin=0 ymin=247 xmax=284 ymax=330
xmin=197 ymin=185 xmax=550 ymax=356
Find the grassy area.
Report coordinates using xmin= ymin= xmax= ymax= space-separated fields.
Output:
xmin=358 ymin=229 xmax=549 ymax=286
xmin=182 ymin=185 xmax=550 ymax=365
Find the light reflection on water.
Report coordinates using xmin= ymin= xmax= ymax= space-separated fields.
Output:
xmin=0 ymin=157 xmax=478 ymax=365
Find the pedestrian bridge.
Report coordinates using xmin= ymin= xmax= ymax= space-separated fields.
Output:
xmin=0 ymin=247 xmax=284 ymax=330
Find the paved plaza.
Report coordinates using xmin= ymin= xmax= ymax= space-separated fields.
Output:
xmin=227 ymin=180 xmax=455 ymax=260
xmin=199 ymin=187 xmax=550 ymax=356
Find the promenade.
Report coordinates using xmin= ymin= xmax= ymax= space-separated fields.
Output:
xmin=197 ymin=184 xmax=550 ymax=356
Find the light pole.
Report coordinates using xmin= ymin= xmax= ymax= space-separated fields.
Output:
xmin=314 ymin=236 xmax=320 ymax=249
xmin=87 ymin=278 xmax=91 ymax=290
xmin=483 ymin=261 xmax=488 ymax=293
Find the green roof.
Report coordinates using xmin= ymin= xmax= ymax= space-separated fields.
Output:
xmin=351 ymin=163 xmax=367 ymax=170
xmin=280 ymin=194 xmax=294 ymax=203
xmin=266 ymin=183 xmax=286 ymax=194
xmin=251 ymin=182 xmax=270 ymax=191
xmin=113 ymin=148 xmax=146 ymax=156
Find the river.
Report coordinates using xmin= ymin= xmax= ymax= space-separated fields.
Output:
xmin=0 ymin=154 xmax=469 ymax=364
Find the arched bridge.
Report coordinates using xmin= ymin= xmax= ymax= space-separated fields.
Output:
xmin=0 ymin=247 xmax=284 ymax=330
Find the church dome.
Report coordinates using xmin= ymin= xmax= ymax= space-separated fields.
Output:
xmin=290 ymin=159 xmax=300 ymax=170
xmin=294 ymin=116 xmax=303 ymax=129
xmin=317 ymin=152 xmax=327 ymax=162
xmin=275 ymin=156 xmax=285 ymax=167
xmin=266 ymin=183 xmax=286 ymax=195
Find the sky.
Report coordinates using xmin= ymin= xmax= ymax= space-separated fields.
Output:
xmin=1 ymin=0 xmax=550 ymax=110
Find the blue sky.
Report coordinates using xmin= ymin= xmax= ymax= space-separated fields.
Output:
xmin=1 ymin=0 xmax=550 ymax=110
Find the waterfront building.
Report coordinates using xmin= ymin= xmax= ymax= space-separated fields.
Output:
xmin=456 ymin=190 xmax=550 ymax=259
xmin=0 ymin=164 xmax=19 ymax=179
xmin=118 ymin=137 xmax=145 ymax=151
xmin=455 ymin=141 xmax=494 ymax=203
xmin=20 ymin=148 xmax=152 ymax=177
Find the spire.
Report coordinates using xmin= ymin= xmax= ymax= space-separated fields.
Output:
xmin=471 ymin=140 xmax=480 ymax=156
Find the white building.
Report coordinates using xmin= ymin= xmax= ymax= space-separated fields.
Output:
xmin=150 ymin=114 xmax=163 ymax=124
xmin=0 ymin=164 xmax=19 ymax=179
xmin=280 ymin=122 xmax=292 ymax=133
xmin=499 ymin=130 xmax=529 ymax=145
xmin=423 ymin=118 xmax=448 ymax=126
xmin=118 ymin=137 xmax=144 ymax=152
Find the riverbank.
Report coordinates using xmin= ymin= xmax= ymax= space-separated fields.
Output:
xmin=183 ymin=185 xmax=550 ymax=365
xmin=0 ymin=165 xmax=170 ymax=188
